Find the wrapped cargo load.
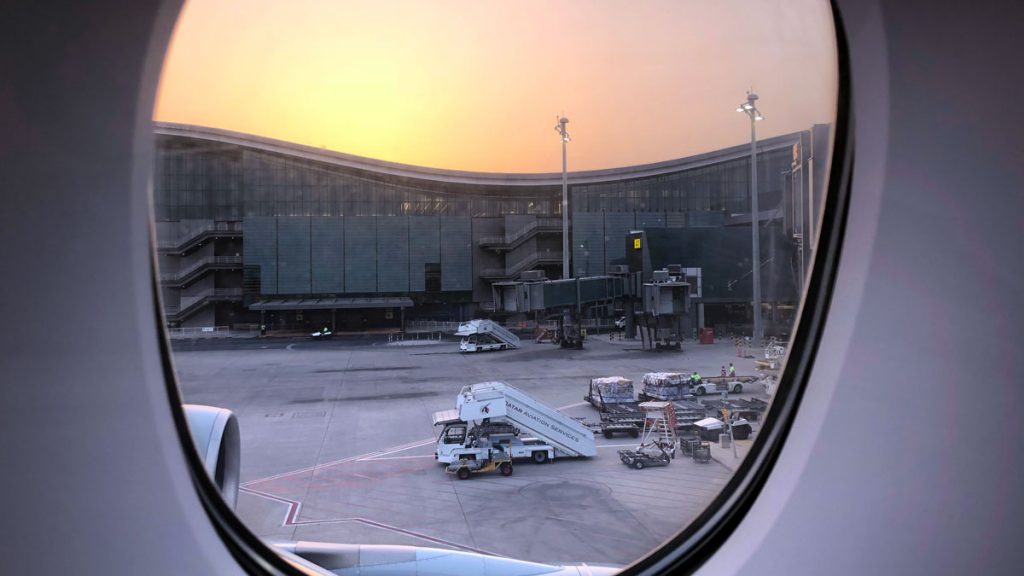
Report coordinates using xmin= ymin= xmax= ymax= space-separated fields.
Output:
xmin=589 ymin=376 xmax=634 ymax=404
xmin=641 ymin=372 xmax=689 ymax=401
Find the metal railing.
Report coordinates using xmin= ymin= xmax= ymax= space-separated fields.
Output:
xmin=480 ymin=250 xmax=563 ymax=279
xmin=506 ymin=250 xmax=562 ymax=276
xmin=159 ymin=255 xmax=243 ymax=283
xmin=478 ymin=219 xmax=562 ymax=248
xmin=405 ymin=320 xmax=461 ymax=333
xmin=479 ymin=221 xmax=540 ymax=247
xmin=165 ymin=325 xmax=231 ymax=338
xmin=164 ymin=288 xmax=243 ymax=319
xmin=157 ymin=222 xmax=243 ymax=251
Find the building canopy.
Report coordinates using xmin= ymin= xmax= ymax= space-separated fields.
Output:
xmin=249 ymin=297 xmax=413 ymax=311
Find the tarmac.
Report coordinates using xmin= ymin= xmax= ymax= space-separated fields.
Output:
xmin=172 ymin=334 xmax=772 ymax=566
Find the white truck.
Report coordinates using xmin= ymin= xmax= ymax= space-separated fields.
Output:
xmin=433 ymin=381 xmax=596 ymax=466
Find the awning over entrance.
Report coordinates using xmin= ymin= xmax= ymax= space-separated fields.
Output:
xmin=248 ymin=297 xmax=414 ymax=311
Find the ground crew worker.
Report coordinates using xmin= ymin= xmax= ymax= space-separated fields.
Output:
xmin=728 ymin=363 xmax=736 ymax=377
xmin=721 ymin=366 xmax=727 ymax=377
xmin=691 ymin=371 xmax=702 ymax=385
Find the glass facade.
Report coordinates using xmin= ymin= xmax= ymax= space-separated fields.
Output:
xmin=154 ymin=137 xmax=792 ymax=223
xmin=154 ymin=138 xmax=561 ymax=221
xmin=572 ymin=149 xmax=792 ymax=215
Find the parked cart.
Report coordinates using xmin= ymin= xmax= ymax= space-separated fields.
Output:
xmin=618 ymin=446 xmax=671 ymax=469
xmin=585 ymin=376 xmax=643 ymax=437
xmin=618 ymin=401 xmax=677 ymax=469
xmin=692 ymin=441 xmax=712 ymax=463
xmin=445 ymin=450 xmax=513 ymax=480
xmin=599 ymin=410 xmax=642 ymax=438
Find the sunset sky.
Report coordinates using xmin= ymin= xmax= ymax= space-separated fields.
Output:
xmin=154 ymin=0 xmax=836 ymax=173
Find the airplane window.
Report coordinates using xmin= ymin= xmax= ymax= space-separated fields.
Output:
xmin=153 ymin=1 xmax=839 ymax=573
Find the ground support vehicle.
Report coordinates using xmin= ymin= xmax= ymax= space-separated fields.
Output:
xmin=458 ymin=333 xmax=513 ymax=352
xmin=691 ymin=375 xmax=760 ymax=396
xmin=533 ymin=312 xmax=587 ymax=349
xmin=618 ymin=401 xmax=678 ymax=469
xmin=556 ymin=311 xmax=587 ymax=349
xmin=433 ymin=381 xmax=596 ymax=466
xmin=765 ymin=339 xmax=787 ymax=360
xmin=584 ymin=376 xmax=635 ymax=411
xmin=618 ymin=445 xmax=672 ymax=469
xmin=433 ymin=412 xmax=557 ymax=464
xmin=445 ymin=449 xmax=513 ymax=480
xmin=455 ymin=320 xmax=520 ymax=352
xmin=584 ymin=377 xmax=643 ymax=437
xmin=639 ymin=372 xmax=690 ymax=400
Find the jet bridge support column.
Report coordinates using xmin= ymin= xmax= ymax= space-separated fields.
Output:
xmin=625 ymin=299 xmax=636 ymax=339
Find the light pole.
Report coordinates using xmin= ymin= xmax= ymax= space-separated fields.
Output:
xmin=555 ymin=115 xmax=571 ymax=280
xmin=737 ymin=92 xmax=764 ymax=346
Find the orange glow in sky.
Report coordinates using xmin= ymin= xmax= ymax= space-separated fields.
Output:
xmin=155 ymin=0 xmax=836 ymax=172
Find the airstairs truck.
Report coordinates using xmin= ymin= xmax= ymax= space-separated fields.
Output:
xmin=455 ymin=319 xmax=520 ymax=352
xmin=433 ymin=382 xmax=596 ymax=471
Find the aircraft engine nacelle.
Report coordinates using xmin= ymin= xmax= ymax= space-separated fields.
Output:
xmin=183 ymin=404 xmax=241 ymax=510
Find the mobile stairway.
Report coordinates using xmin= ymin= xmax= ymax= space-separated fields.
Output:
xmin=455 ymin=319 xmax=521 ymax=351
xmin=454 ymin=381 xmax=596 ymax=458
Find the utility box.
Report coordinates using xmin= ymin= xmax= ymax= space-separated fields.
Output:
xmin=519 ymin=270 xmax=546 ymax=282
xmin=699 ymin=327 xmax=715 ymax=344
xmin=694 ymin=417 xmax=725 ymax=441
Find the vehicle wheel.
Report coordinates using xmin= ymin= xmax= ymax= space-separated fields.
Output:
xmin=532 ymin=451 xmax=548 ymax=464
xmin=634 ymin=460 xmax=644 ymax=470
xmin=603 ymin=430 xmax=613 ymax=439
xmin=629 ymin=428 xmax=639 ymax=438
xmin=695 ymin=387 xmax=705 ymax=396
xmin=456 ymin=467 xmax=470 ymax=480
xmin=733 ymin=384 xmax=743 ymax=394
xmin=499 ymin=462 xmax=513 ymax=476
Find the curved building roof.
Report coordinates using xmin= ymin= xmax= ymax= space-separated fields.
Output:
xmin=154 ymin=121 xmax=804 ymax=188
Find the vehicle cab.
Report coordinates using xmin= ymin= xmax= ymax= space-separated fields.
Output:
xmin=459 ymin=333 xmax=506 ymax=352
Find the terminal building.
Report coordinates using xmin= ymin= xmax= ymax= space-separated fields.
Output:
xmin=154 ymin=122 xmax=830 ymax=336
